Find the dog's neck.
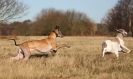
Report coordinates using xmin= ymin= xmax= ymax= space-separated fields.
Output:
xmin=116 ymin=33 xmax=124 ymax=44
xmin=48 ymin=32 xmax=57 ymax=39
xmin=116 ymin=33 xmax=124 ymax=39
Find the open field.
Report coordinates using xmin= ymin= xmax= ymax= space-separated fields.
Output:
xmin=0 ymin=36 xmax=133 ymax=79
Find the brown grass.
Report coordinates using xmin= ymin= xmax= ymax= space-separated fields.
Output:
xmin=0 ymin=36 xmax=133 ymax=79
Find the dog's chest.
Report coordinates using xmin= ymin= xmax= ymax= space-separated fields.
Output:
xmin=39 ymin=45 xmax=52 ymax=52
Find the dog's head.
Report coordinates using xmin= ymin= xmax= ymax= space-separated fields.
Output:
xmin=116 ymin=29 xmax=127 ymax=36
xmin=53 ymin=25 xmax=63 ymax=38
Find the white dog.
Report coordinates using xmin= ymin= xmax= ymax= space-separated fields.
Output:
xmin=102 ymin=29 xmax=131 ymax=58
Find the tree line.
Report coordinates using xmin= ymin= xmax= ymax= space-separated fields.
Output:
xmin=0 ymin=0 xmax=133 ymax=36
xmin=0 ymin=9 xmax=97 ymax=36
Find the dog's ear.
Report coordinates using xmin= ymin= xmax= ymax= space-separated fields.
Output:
xmin=115 ymin=29 xmax=119 ymax=32
xmin=55 ymin=25 xmax=60 ymax=29
xmin=116 ymin=29 xmax=127 ymax=33
xmin=119 ymin=29 xmax=124 ymax=32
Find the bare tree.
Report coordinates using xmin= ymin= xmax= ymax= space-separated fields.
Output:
xmin=32 ymin=9 xmax=97 ymax=36
xmin=103 ymin=0 xmax=133 ymax=36
xmin=0 ymin=0 xmax=27 ymax=22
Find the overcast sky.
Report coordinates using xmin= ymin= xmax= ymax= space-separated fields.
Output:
xmin=20 ymin=0 xmax=118 ymax=23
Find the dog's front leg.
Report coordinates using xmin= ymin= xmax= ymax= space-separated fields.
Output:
xmin=56 ymin=44 xmax=71 ymax=50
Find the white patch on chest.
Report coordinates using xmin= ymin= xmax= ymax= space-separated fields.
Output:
xmin=40 ymin=45 xmax=52 ymax=52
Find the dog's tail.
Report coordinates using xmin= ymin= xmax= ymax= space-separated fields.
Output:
xmin=9 ymin=39 xmax=19 ymax=46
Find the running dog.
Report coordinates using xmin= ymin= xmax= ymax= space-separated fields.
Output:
xmin=10 ymin=25 xmax=70 ymax=60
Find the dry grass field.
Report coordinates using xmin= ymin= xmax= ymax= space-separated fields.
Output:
xmin=0 ymin=36 xmax=133 ymax=79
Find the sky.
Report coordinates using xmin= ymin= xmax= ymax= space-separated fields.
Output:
xmin=20 ymin=0 xmax=118 ymax=23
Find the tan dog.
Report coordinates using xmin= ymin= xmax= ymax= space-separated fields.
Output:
xmin=10 ymin=26 xmax=70 ymax=60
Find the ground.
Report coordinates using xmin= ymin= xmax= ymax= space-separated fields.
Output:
xmin=0 ymin=36 xmax=132 ymax=79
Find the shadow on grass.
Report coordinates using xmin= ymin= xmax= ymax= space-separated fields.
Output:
xmin=30 ymin=54 xmax=49 ymax=58
xmin=30 ymin=53 xmax=56 ymax=59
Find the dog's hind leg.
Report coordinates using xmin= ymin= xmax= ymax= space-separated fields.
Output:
xmin=11 ymin=49 xmax=24 ymax=60
xmin=102 ymin=48 xmax=106 ymax=57
xmin=115 ymin=51 xmax=119 ymax=58
xmin=21 ymin=47 xmax=31 ymax=60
